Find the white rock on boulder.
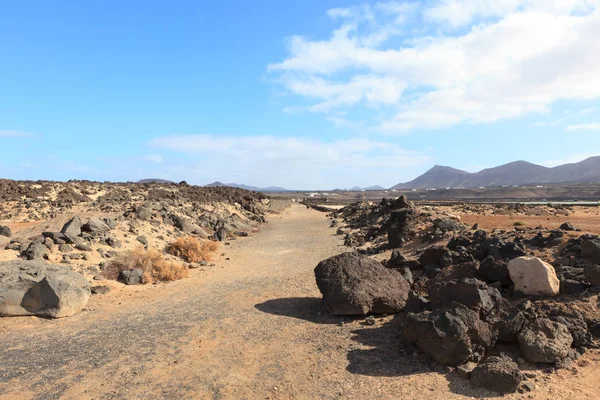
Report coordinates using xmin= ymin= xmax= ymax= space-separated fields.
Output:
xmin=507 ymin=257 xmax=559 ymax=296
xmin=0 ymin=260 xmax=91 ymax=318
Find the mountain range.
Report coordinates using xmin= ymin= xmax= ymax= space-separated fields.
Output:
xmin=348 ymin=185 xmax=386 ymax=191
xmin=137 ymin=179 xmax=175 ymax=184
xmin=393 ymin=156 xmax=600 ymax=190
xmin=204 ymin=181 xmax=288 ymax=192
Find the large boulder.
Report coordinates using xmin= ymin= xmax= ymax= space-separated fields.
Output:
xmin=165 ymin=214 xmax=202 ymax=234
xmin=559 ymin=222 xmax=576 ymax=231
xmin=507 ymin=257 xmax=560 ymax=296
xmin=0 ymin=225 xmax=12 ymax=237
xmin=83 ymin=217 xmax=111 ymax=234
xmin=136 ymin=206 xmax=152 ymax=221
xmin=433 ymin=218 xmax=465 ymax=233
xmin=517 ymin=318 xmax=573 ymax=363
xmin=60 ymin=216 xmax=83 ymax=243
xmin=419 ymin=246 xmax=453 ymax=268
xmin=314 ymin=252 xmax=410 ymax=315
xmin=482 ymin=238 xmax=526 ymax=260
xmin=119 ymin=268 xmax=144 ymax=285
xmin=428 ymin=278 xmax=501 ymax=313
xmin=488 ymin=298 xmax=526 ymax=343
xmin=0 ymin=260 xmax=91 ymax=318
xmin=581 ymin=239 xmax=600 ymax=263
xmin=479 ymin=256 xmax=508 ymax=282
xmin=470 ymin=355 xmax=523 ymax=393
xmin=403 ymin=303 xmax=497 ymax=366
xmin=584 ymin=264 xmax=600 ymax=286
xmin=20 ymin=242 xmax=49 ymax=260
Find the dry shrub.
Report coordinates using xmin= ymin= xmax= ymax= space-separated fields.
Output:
xmin=168 ymin=236 xmax=219 ymax=262
xmin=103 ymin=246 xmax=189 ymax=284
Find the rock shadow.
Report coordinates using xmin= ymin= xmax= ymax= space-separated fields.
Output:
xmin=255 ymin=297 xmax=358 ymax=325
xmin=346 ymin=315 xmax=431 ymax=377
xmin=446 ymin=375 xmax=500 ymax=398
xmin=346 ymin=315 xmax=501 ymax=398
xmin=257 ymin=299 xmax=502 ymax=397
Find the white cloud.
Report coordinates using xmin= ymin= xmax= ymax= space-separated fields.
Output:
xmin=20 ymin=161 xmax=39 ymax=169
xmin=531 ymin=106 xmax=598 ymax=126
xmin=140 ymin=154 xmax=164 ymax=164
xmin=282 ymin=106 xmax=305 ymax=114
xmin=425 ymin=0 xmax=596 ymax=28
xmin=148 ymin=134 xmax=430 ymax=188
xmin=269 ymin=1 xmax=600 ymax=132
xmin=326 ymin=116 xmax=365 ymax=128
xmin=0 ymin=130 xmax=35 ymax=137
xmin=566 ymin=123 xmax=600 ymax=131
xmin=579 ymin=107 xmax=599 ymax=115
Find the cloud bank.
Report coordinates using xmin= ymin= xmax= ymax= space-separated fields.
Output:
xmin=148 ymin=134 xmax=430 ymax=188
xmin=269 ymin=0 xmax=600 ymax=132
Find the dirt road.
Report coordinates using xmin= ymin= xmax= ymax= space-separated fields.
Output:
xmin=1 ymin=204 xmax=599 ymax=399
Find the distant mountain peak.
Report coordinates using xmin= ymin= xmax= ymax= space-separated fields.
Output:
xmin=393 ymin=157 xmax=600 ymax=189
xmin=204 ymin=181 xmax=288 ymax=192
xmin=137 ymin=178 xmax=174 ymax=184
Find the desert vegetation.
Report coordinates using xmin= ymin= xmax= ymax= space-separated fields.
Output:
xmin=103 ymin=246 xmax=189 ymax=284
xmin=167 ymin=236 xmax=219 ymax=262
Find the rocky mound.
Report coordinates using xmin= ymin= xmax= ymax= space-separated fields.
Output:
xmin=0 ymin=180 xmax=286 ymax=296
xmin=315 ymin=198 xmax=600 ymax=393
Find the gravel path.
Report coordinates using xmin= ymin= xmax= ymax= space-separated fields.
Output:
xmin=1 ymin=204 xmax=599 ymax=399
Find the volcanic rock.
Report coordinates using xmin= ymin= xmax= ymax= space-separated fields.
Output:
xmin=21 ymin=242 xmax=49 ymax=260
xmin=0 ymin=225 xmax=12 ymax=237
xmin=470 ymin=355 xmax=523 ymax=393
xmin=314 ymin=252 xmax=411 ymax=315
xmin=403 ymin=303 xmax=497 ymax=366
xmin=387 ymin=209 xmax=415 ymax=248
xmin=584 ymin=264 xmax=600 ymax=286
xmin=517 ymin=318 xmax=573 ymax=363
xmin=83 ymin=217 xmax=111 ymax=234
xmin=428 ymin=278 xmax=501 ymax=313
xmin=119 ymin=269 xmax=144 ymax=285
xmin=479 ymin=256 xmax=509 ymax=282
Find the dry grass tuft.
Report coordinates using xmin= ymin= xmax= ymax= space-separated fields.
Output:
xmin=103 ymin=246 xmax=189 ymax=284
xmin=167 ymin=236 xmax=219 ymax=262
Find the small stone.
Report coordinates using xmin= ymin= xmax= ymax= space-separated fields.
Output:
xmin=456 ymin=362 xmax=477 ymax=379
xmin=522 ymin=382 xmax=536 ymax=392
xmin=75 ymin=243 xmax=93 ymax=252
xmin=559 ymin=223 xmax=576 ymax=231
xmin=0 ymin=225 xmax=12 ymax=237
xmin=119 ymin=269 xmax=144 ymax=285
xmin=59 ymin=244 xmax=73 ymax=253
xmin=365 ymin=316 xmax=377 ymax=326
xmin=91 ymin=286 xmax=110 ymax=295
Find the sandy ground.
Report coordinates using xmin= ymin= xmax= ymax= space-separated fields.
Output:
xmin=1 ymin=204 xmax=599 ymax=399
xmin=458 ymin=208 xmax=600 ymax=235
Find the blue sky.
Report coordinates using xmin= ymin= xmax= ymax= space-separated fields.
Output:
xmin=2 ymin=0 xmax=600 ymax=189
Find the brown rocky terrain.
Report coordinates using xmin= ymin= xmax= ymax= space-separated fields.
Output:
xmin=1 ymin=183 xmax=600 ymax=398
xmin=0 ymin=180 xmax=280 ymax=272
xmin=314 ymin=196 xmax=600 ymax=394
